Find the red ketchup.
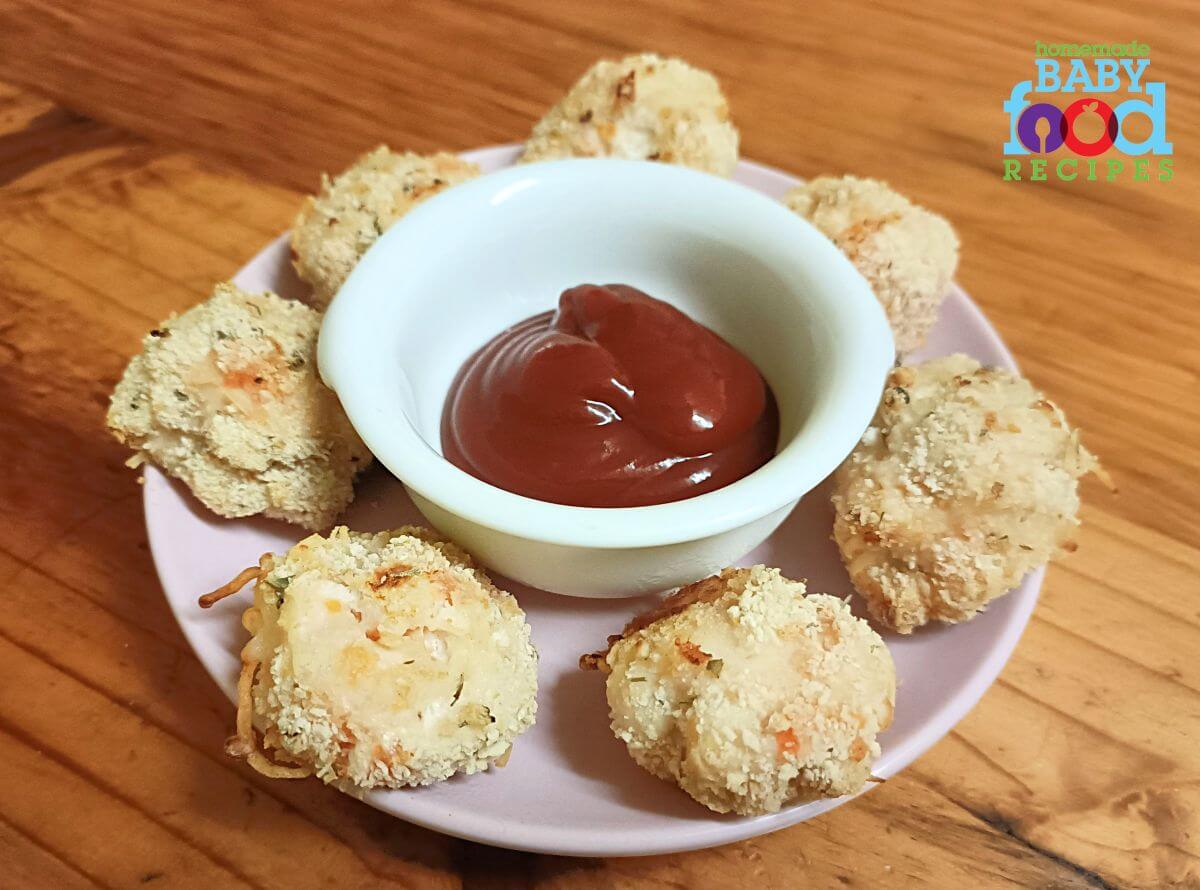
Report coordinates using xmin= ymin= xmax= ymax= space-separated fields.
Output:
xmin=441 ymin=284 xmax=778 ymax=508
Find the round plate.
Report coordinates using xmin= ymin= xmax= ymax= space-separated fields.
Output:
xmin=147 ymin=145 xmax=1040 ymax=857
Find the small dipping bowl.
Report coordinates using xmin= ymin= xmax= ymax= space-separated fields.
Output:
xmin=319 ymin=159 xmax=893 ymax=597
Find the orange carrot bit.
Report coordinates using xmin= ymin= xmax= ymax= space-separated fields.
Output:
xmin=674 ymin=638 xmax=711 ymax=666
xmin=775 ymin=728 xmax=800 ymax=758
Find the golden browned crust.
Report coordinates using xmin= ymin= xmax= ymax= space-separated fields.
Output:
xmin=590 ymin=565 xmax=895 ymax=815
xmin=291 ymin=147 xmax=480 ymax=306
xmin=783 ymin=175 xmax=959 ymax=354
xmin=207 ymin=527 xmax=538 ymax=790
xmin=106 ymin=282 xmax=371 ymax=529
xmin=521 ymin=53 xmax=738 ymax=176
xmin=579 ymin=570 xmax=738 ymax=671
xmin=832 ymin=354 xmax=1104 ymax=633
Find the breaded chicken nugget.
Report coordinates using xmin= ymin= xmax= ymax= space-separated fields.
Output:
xmin=291 ymin=147 xmax=481 ymax=306
xmin=582 ymin=566 xmax=895 ymax=815
xmin=107 ymin=282 xmax=371 ymax=529
xmin=832 ymin=355 xmax=1104 ymax=634
xmin=783 ymin=176 xmax=959 ymax=354
xmin=521 ymin=53 xmax=739 ymax=176
xmin=202 ymin=526 xmax=538 ymax=790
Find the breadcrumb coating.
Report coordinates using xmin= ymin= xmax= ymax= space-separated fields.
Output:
xmin=521 ymin=53 xmax=739 ymax=176
xmin=106 ymin=282 xmax=371 ymax=529
xmin=783 ymin=175 xmax=959 ymax=354
xmin=585 ymin=566 xmax=894 ymax=815
xmin=229 ymin=527 xmax=538 ymax=790
xmin=291 ymin=147 xmax=481 ymax=306
xmin=832 ymin=355 xmax=1103 ymax=633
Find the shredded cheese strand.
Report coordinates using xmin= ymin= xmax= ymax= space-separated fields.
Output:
xmin=227 ymin=657 xmax=311 ymax=780
xmin=199 ymin=565 xmax=263 ymax=608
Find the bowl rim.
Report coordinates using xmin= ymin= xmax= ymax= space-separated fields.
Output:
xmin=319 ymin=158 xmax=894 ymax=549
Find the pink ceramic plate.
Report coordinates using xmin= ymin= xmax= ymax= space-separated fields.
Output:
xmin=146 ymin=146 xmax=1039 ymax=857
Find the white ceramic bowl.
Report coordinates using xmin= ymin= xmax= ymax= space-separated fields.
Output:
xmin=319 ymin=159 xmax=893 ymax=596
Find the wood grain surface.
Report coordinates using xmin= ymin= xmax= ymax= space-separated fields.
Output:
xmin=0 ymin=2 xmax=1196 ymax=887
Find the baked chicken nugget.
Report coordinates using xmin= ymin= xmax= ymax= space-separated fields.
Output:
xmin=521 ymin=53 xmax=739 ymax=176
xmin=106 ymin=282 xmax=370 ymax=529
xmin=582 ymin=566 xmax=895 ymax=815
xmin=202 ymin=526 xmax=538 ymax=790
xmin=832 ymin=355 xmax=1104 ymax=633
xmin=291 ymin=147 xmax=480 ymax=306
xmin=783 ymin=175 xmax=959 ymax=354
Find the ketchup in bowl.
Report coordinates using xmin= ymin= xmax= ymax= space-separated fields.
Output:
xmin=441 ymin=284 xmax=778 ymax=508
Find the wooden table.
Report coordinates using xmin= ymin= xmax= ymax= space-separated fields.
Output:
xmin=0 ymin=2 xmax=1195 ymax=887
